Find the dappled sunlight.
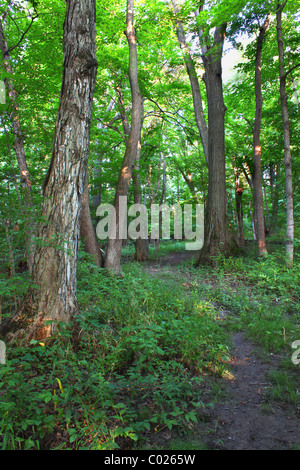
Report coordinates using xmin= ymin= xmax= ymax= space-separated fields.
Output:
xmin=221 ymin=369 xmax=235 ymax=381
xmin=215 ymin=354 xmax=255 ymax=381
xmin=205 ymin=360 xmax=236 ymax=381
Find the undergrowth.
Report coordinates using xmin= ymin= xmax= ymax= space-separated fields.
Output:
xmin=0 ymin=240 xmax=299 ymax=450
xmin=0 ymin=247 xmax=229 ymax=450
xmin=204 ymin=249 xmax=300 ymax=352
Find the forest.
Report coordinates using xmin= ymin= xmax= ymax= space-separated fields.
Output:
xmin=0 ymin=0 xmax=299 ymax=452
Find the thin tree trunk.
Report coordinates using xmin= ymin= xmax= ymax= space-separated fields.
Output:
xmin=252 ymin=16 xmax=269 ymax=257
xmin=269 ymin=162 xmax=280 ymax=234
xmin=263 ymin=184 xmax=270 ymax=234
xmin=155 ymin=152 xmax=167 ymax=252
xmin=3 ymin=220 xmax=15 ymax=276
xmin=132 ymin=103 xmax=148 ymax=261
xmin=105 ymin=0 xmax=143 ymax=273
xmin=175 ymin=163 xmax=198 ymax=201
xmin=0 ymin=0 xmax=98 ymax=344
xmin=171 ymin=0 xmax=208 ymax=166
xmin=276 ymin=1 xmax=294 ymax=265
xmin=249 ymin=200 xmax=256 ymax=240
xmin=0 ymin=17 xmax=35 ymax=271
xmin=2 ymin=119 xmax=23 ymax=211
xmin=234 ymin=168 xmax=245 ymax=247
xmin=116 ymin=82 xmax=148 ymax=261
xmin=80 ymin=170 xmax=103 ymax=267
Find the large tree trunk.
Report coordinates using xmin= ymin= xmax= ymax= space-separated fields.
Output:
xmin=252 ymin=16 xmax=269 ymax=257
xmin=0 ymin=0 xmax=98 ymax=344
xmin=0 ymin=17 xmax=35 ymax=272
xmin=104 ymin=0 xmax=143 ymax=273
xmin=196 ymin=24 xmax=229 ymax=265
xmin=276 ymin=1 xmax=294 ymax=265
xmin=171 ymin=2 xmax=229 ymax=264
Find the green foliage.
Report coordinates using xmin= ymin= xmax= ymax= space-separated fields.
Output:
xmin=0 ymin=250 xmax=227 ymax=450
xmin=1 ymin=239 xmax=299 ymax=449
xmin=0 ymin=0 xmax=299 ymax=452
xmin=190 ymin=249 xmax=300 ymax=353
xmin=266 ymin=369 xmax=299 ymax=406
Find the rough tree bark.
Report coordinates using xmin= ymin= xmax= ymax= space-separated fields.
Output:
xmin=104 ymin=0 xmax=143 ymax=273
xmin=276 ymin=1 xmax=294 ymax=265
xmin=0 ymin=0 xmax=98 ymax=344
xmin=252 ymin=16 xmax=269 ymax=257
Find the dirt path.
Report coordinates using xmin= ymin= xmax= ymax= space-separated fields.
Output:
xmin=205 ymin=332 xmax=299 ymax=450
xmin=143 ymin=251 xmax=300 ymax=450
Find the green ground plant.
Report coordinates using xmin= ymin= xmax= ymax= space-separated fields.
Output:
xmin=0 ymin=241 xmax=299 ymax=449
xmin=0 ymin=245 xmax=228 ymax=450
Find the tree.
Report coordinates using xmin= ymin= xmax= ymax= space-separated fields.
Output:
xmin=234 ymin=166 xmax=246 ymax=247
xmin=0 ymin=6 xmax=37 ymax=272
xmin=104 ymin=0 xmax=143 ymax=273
xmin=276 ymin=0 xmax=295 ymax=265
xmin=171 ymin=0 xmax=208 ymax=166
xmin=0 ymin=0 xmax=98 ymax=344
xmin=80 ymin=169 xmax=103 ymax=267
xmin=170 ymin=0 xmax=230 ymax=264
xmin=132 ymin=102 xmax=149 ymax=261
xmin=252 ymin=14 xmax=269 ymax=257
xmin=225 ymin=2 xmax=279 ymax=251
xmin=192 ymin=1 xmax=231 ymax=264
xmin=0 ymin=16 xmax=32 ymax=196
xmin=197 ymin=20 xmax=229 ymax=264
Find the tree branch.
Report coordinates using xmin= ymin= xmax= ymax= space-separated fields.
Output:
xmin=5 ymin=2 xmax=38 ymax=54
xmin=284 ymin=63 xmax=300 ymax=80
xmin=7 ymin=14 xmax=38 ymax=53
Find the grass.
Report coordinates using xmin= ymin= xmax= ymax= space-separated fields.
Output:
xmin=184 ymin=246 xmax=300 ymax=352
xmin=0 ymin=239 xmax=299 ymax=450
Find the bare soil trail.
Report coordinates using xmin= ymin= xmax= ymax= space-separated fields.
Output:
xmin=204 ymin=331 xmax=299 ymax=450
xmin=142 ymin=250 xmax=300 ymax=450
